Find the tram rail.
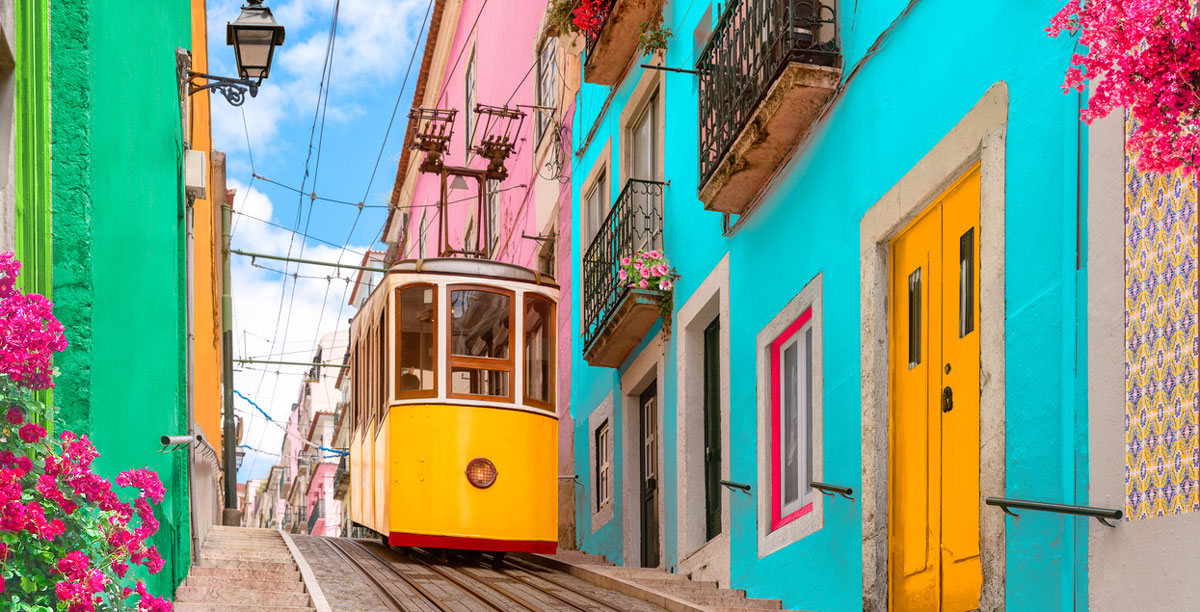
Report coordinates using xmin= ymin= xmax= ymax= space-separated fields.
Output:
xmin=316 ymin=536 xmax=642 ymax=612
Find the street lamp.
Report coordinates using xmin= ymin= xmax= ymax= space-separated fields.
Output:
xmin=227 ymin=0 xmax=287 ymax=81
xmin=184 ymin=0 xmax=286 ymax=106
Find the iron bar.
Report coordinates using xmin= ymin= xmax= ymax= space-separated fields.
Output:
xmin=229 ymin=249 xmax=388 ymax=273
xmin=234 ymin=358 xmax=350 ymax=369
xmin=697 ymin=0 xmax=839 ymax=188
xmin=720 ymin=479 xmax=752 ymax=494
xmin=985 ymin=497 xmax=1123 ymax=527
xmin=640 ymin=63 xmax=703 ymax=75
xmin=810 ymin=481 xmax=854 ymax=500
xmin=581 ymin=179 xmax=665 ymax=351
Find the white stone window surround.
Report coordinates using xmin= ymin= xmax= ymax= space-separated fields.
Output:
xmin=675 ymin=254 xmax=732 ymax=586
xmin=588 ymin=393 xmax=615 ymax=533
xmin=756 ymin=273 xmax=825 ymax=559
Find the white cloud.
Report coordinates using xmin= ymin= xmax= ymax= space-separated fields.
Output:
xmin=209 ymin=0 xmax=430 ymax=157
xmin=227 ymin=180 xmax=369 ymax=481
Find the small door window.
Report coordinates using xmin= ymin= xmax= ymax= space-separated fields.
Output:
xmin=908 ymin=267 xmax=921 ymax=368
xmin=959 ymin=228 xmax=975 ymax=337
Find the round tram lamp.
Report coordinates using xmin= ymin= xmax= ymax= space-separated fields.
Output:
xmin=465 ymin=458 xmax=498 ymax=489
xmin=227 ymin=0 xmax=286 ymax=82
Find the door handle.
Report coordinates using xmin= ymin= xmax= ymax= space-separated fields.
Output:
xmin=942 ymin=386 xmax=953 ymax=413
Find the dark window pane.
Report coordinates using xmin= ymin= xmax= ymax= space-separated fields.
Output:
xmin=450 ymin=368 xmax=510 ymax=398
xmin=908 ymin=268 xmax=921 ymax=369
xmin=451 ymin=290 xmax=510 ymax=359
xmin=960 ymin=228 xmax=975 ymax=337
xmin=803 ymin=327 xmax=813 ymax=503
xmin=525 ymin=298 xmax=553 ymax=404
xmin=397 ymin=285 xmax=436 ymax=394
xmin=783 ymin=341 xmax=799 ymax=506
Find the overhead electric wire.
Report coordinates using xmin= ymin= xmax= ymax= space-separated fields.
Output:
xmin=231 ymin=209 xmax=366 ymax=254
xmin=302 ymin=0 xmax=433 ymax=383
xmin=252 ymin=173 xmax=376 ymax=208
xmin=245 ymin=0 xmax=344 ymax=480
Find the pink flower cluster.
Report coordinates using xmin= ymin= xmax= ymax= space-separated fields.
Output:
xmin=0 ymin=411 xmax=171 ymax=609
xmin=0 ymin=252 xmax=68 ymax=389
xmin=1048 ymin=0 xmax=1200 ymax=174
xmin=619 ymin=249 xmax=676 ymax=291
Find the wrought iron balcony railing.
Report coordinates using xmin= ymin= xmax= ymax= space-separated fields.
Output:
xmin=582 ymin=179 xmax=665 ymax=351
xmin=307 ymin=499 xmax=323 ymax=534
xmin=697 ymin=0 xmax=838 ymax=188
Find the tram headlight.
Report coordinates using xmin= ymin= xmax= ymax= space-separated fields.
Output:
xmin=465 ymin=458 xmax=498 ymax=489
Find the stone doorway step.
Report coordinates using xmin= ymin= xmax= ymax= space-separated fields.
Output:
xmin=521 ymin=551 xmax=813 ymax=612
xmin=173 ymin=526 xmax=331 ymax=612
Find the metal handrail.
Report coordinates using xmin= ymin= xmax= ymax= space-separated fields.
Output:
xmin=985 ymin=497 xmax=1123 ymax=527
xmin=697 ymin=0 xmax=839 ymax=189
xmin=581 ymin=178 xmax=665 ymax=351
xmin=810 ymin=481 xmax=853 ymax=500
xmin=719 ymin=479 xmax=752 ymax=494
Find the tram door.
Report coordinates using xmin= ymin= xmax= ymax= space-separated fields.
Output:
xmin=889 ymin=166 xmax=982 ymax=611
xmin=639 ymin=383 xmax=660 ymax=568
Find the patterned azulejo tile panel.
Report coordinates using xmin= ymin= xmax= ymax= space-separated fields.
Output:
xmin=1125 ymin=116 xmax=1200 ymax=520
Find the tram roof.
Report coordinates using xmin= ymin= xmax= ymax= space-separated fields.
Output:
xmin=386 ymin=258 xmax=558 ymax=289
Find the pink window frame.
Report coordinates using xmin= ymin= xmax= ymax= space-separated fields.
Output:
xmin=770 ymin=305 xmax=814 ymax=531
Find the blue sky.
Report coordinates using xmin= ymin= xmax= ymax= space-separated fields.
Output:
xmin=204 ymin=0 xmax=432 ymax=483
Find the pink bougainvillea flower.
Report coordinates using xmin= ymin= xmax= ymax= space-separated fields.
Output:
xmin=1048 ymin=0 xmax=1200 ymax=174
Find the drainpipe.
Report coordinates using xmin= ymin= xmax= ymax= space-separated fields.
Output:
xmin=185 ymin=188 xmax=201 ymax=561
xmin=219 ymin=152 xmax=241 ymax=526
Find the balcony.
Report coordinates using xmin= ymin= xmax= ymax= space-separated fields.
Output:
xmin=307 ymin=499 xmax=324 ymax=534
xmin=583 ymin=0 xmax=667 ymax=85
xmin=334 ymin=456 xmax=350 ymax=496
xmin=582 ymin=179 xmax=664 ymax=367
xmin=697 ymin=0 xmax=840 ymax=214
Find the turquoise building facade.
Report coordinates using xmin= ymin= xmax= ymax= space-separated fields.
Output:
xmin=567 ymin=1 xmax=1090 ymax=610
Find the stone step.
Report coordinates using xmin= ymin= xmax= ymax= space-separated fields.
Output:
xmin=709 ymin=608 xmax=812 ymax=612
xmin=184 ymin=575 xmax=307 ymax=593
xmin=198 ymin=556 xmax=296 ymax=572
xmin=202 ymin=536 xmax=289 ymax=544
xmin=187 ymin=565 xmax=301 ymax=582
xmin=601 ymin=567 xmax=691 ymax=580
xmin=680 ymin=595 xmax=781 ymax=609
xmin=199 ymin=550 xmax=296 ymax=561
xmin=175 ymin=586 xmax=312 ymax=607
xmin=208 ymin=527 xmax=280 ymax=534
xmin=174 ymin=605 xmax=315 ymax=612
xmin=633 ymin=578 xmax=720 ymax=589
xmin=651 ymin=583 xmax=746 ymax=598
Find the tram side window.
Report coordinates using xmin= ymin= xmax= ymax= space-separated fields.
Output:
xmin=524 ymin=295 xmax=554 ymax=408
xmin=449 ymin=288 xmax=513 ymax=399
xmin=396 ymin=285 xmax=437 ymax=397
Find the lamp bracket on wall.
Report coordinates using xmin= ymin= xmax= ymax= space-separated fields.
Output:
xmin=186 ymin=71 xmax=260 ymax=106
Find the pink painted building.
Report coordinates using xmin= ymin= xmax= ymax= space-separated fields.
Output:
xmin=381 ymin=0 xmax=582 ymax=547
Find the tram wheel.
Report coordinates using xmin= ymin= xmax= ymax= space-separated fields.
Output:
xmin=490 ymin=551 xmax=506 ymax=566
xmin=380 ymin=533 xmax=389 ymax=547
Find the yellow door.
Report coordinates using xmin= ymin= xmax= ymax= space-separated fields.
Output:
xmin=889 ymin=165 xmax=982 ymax=612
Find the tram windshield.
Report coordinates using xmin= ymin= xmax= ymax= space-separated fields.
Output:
xmin=396 ymin=285 xmax=437 ymax=396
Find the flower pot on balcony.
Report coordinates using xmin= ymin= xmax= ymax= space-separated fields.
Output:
xmin=583 ymin=0 xmax=667 ymax=86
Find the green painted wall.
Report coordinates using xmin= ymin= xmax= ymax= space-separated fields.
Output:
xmin=50 ymin=0 xmax=192 ymax=597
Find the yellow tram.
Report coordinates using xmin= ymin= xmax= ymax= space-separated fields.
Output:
xmin=347 ymin=258 xmax=559 ymax=553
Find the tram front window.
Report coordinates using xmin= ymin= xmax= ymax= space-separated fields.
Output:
xmin=451 ymin=290 xmax=511 ymax=359
xmin=449 ymin=288 xmax=513 ymax=400
xmin=396 ymin=285 xmax=437 ymax=397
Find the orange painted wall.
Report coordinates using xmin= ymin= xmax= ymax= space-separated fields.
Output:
xmin=190 ymin=0 xmax=222 ymax=458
